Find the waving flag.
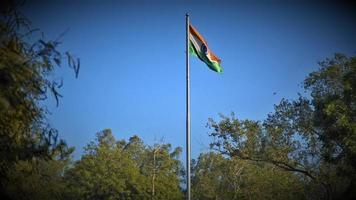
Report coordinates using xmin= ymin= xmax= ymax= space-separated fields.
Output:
xmin=189 ymin=24 xmax=223 ymax=73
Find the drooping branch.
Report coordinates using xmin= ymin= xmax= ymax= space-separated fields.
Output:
xmin=214 ymin=147 xmax=316 ymax=180
xmin=214 ymin=147 xmax=333 ymax=200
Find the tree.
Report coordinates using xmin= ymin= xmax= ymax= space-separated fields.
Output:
xmin=192 ymin=152 xmax=235 ymax=200
xmin=65 ymin=129 xmax=183 ymax=200
xmin=191 ymin=152 xmax=306 ymax=200
xmin=143 ymin=143 xmax=183 ymax=200
xmin=65 ymin=129 xmax=142 ymax=200
xmin=0 ymin=1 xmax=79 ymax=199
xmin=208 ymin=54 xmax=356 ymax=200
xmin=4 ymin=158 xmax=71 ymax=200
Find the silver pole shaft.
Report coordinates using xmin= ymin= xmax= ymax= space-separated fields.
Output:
xmin=185 ymin=13 xmax=191 ymax=200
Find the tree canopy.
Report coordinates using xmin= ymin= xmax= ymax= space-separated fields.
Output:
xmin=0 ymin=1 xmax=78 ymax=199
xmin=207 ymin=54 xmax=356 ymax=200
xmin=65 ymin=129 xmax=183 ymax=200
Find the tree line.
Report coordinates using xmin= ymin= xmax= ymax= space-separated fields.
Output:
xmin=1 ymin=1 xmax=355 ymax=199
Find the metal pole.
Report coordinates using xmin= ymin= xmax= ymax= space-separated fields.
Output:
xmin=185 ymin=13 xmax=191 ymax=200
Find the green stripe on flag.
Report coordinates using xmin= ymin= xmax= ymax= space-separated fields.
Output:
xmin=189 ymin=42 xmax=223 ymax=73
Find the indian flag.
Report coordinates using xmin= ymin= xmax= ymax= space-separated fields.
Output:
xmin=189 ymin=24 xmax=223 ymax=73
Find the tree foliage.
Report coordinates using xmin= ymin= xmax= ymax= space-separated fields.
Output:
xmin=207 ymin=54 xmax=356 ymax=200
xmin=65 ymin=129 xmax=183 ymax=200
xmin=0 ymin=1 xmax=78 ymax=199
xmin=192 ymin=152 xmax=306 ymax=200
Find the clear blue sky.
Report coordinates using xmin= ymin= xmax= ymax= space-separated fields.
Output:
xmin=22 ymin=0 xmax=356 ymax=160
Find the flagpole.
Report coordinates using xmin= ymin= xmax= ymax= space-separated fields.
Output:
xmin=185 ymin=13 xmax=191 ymax=200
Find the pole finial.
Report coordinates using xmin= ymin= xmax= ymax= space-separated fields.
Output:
xmin=186 ymin=12 xmax=189 ymax=17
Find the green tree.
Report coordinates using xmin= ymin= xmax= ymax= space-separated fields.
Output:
xmin=0 ymin=1 xmax=79 ymax=199
xmin=207 ymin=54 xmax=356 ymax=200
xmin=142 ymin=143 xmax=183 ymax=200
xmin=192 ymin=152 xmax=305 ymax=200
xmin=192 ymin=152 xmax=235 ymax=200
xmin=5 ymin=158 xmax=71 ymax=200
xmin=65 ymin=129 xmax=142 ymax=200
xmin=66 ymin=129 xmax=183 ymax=200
